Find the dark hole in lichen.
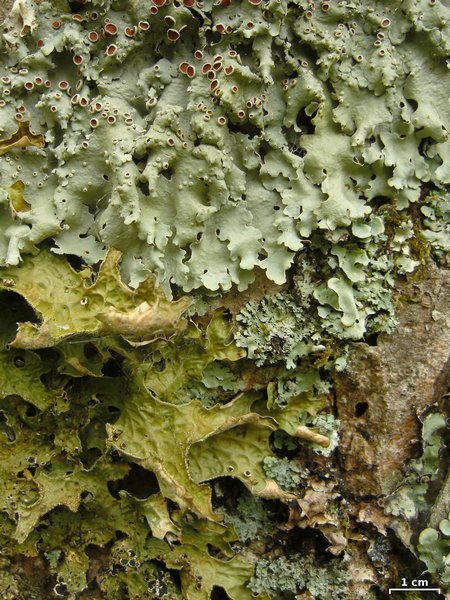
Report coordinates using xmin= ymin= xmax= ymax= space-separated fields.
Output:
xmin=28 ymin=464 xmax=37 ymax=476
xmin=86 ymin=80 xmax=99 ymax=94
xmin=258 ymin=141 xmax=270 ymax=160
xmin=25 ymin=403 xmax=38 ymax=417
xmin=296 ymin=106 xmax=315 ymax=135
xmin=68 ymin=0 xmax=87 ymax=12
xmin=365 ymin=331 xmax=379 ymax=346
xmin=101 ymin=351 xmax=124 ymax=377
xmin=284 ymin=522 xmax=330 ymax=556
xmin=137 ymin=178 xmax=150 ymax=195
xmin=418 ymin=137 xmax=431 ymax=157
xmin=406 ymin=97 xmax=418 ymax=112
xmin=207 ymin=544 xmax=228 ymax=559
xmin=36 ymin=347 xmax=60 ymax=364
xmin=291 ymin=40 xmax=319 ymax=67
xmin=227 ymin=119 xmax=262 ymax=139
xmin=161 ymin=166 xmax=173 ymax=180
xmin=83 ymin=342 xmax=100 ymax=360
xmin=0 ymin=290 xmax=40 ymax=344
xmin=132 ymin=154 xmax=146 ymax=170
xmin=80 ymin=447 xmax=102 ymax=469
xmin=371 ymin=195 xmax=391 ymax=210
xmin=65 ymin=254 xmax=85 ymax=272
xmin=205 ymin=29 xmax=222 ymax=44
xmin=211 ymin=476 xmax=254 ymax=512
xmin=166 ymin=498 xmax=180 ymax=513
xmin=108 ymin=463 xmax=160 ymax=500
xmin=211 ymin=585 xmax=230 ymax=600
xmin=288 ymin=142 xmax=306 ymax=157
xmin=355 ymin=402 xmax=369 ymax=417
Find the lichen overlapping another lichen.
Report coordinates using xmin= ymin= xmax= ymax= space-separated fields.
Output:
xmin=0 ymin=0 xmax=449 ymax=597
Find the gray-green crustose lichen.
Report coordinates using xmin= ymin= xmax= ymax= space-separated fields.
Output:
xmin=235 ymin=226 xmax=399 ymax=368
xmin=248 ymin=552 xmax=350 ymax=599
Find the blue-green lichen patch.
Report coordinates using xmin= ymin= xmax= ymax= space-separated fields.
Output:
xmin=0 ymin=0 xmax=448 ymax=294
xmin=249 ymin=552 xmax=350 ymax=599
xmin=235 ymin=222 xmax=399 ymax=368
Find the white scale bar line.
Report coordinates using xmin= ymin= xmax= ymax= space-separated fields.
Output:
xmin=389 ymin=589 xmax=441 ymax=594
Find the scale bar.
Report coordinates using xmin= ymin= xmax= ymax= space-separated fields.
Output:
xmin=389 ymin=589 xmax=441 ymax=594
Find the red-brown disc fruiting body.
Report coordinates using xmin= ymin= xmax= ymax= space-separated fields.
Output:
xmin=106 ymin=44 xmax=117 ymax=56
xmin=104 ymin=22 xmax=118 ymax=35
xmin=167 ymin=29 xmax=180 ymax=41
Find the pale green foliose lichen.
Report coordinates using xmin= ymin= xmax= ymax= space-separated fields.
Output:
xmin=385 ymin=411 xmax=448 ymax=589
xmin=235 ymin=230 xmax=398 ymax=367
xmin=420 ymin=190 xmax=450 ymax=257
xmin=0 ymin=0 xmax=448 ymax=295
xmin=385 ymin=411 xmax=446 ymax=528
xmin=0 ymin=0 xmax=449 ymax=597
xmin=418 ymin=517 xmax=450 ymax=586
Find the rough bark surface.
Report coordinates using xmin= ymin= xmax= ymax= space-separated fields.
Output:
xmin=335 ymin=262 xmax=450 ymax=498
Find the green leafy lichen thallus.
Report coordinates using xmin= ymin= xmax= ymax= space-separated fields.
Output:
xmin=0 ymin=0 xmax=448 ymax=294
xmin=0 ymin=249 xmax=318 ymax=599
xmin=385 ymin=412 xmax=449 ymax=588
xmin=0 ymin=0 xmax=449 ymax=598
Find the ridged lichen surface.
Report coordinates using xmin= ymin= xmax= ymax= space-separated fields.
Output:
xmin=0 ymin=0 xmax=449 ymax=598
